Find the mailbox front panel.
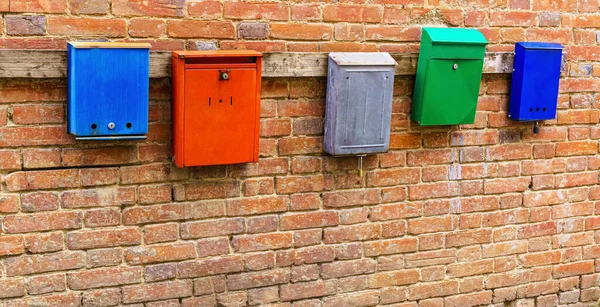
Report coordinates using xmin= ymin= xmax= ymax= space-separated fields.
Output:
xmin=324 ymin=54 xmax=396 ymax=156
xmin=183 ymin=67 xmax=257 ymax=166
xmin=420 ymin=59 xmax=483 ymax=125
xmin=172 ymin=50 xmax=262 ymax=168
xmin=68 ymin=43 xmax=149 ymax=140
xmin=509 ymin=43 xmax=563 ymax=121
xmin=333 ymin=69 xmax=393 ymax=155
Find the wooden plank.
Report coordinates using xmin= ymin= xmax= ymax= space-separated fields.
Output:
xmin=0 ymin=50 xmax=565 ymax=79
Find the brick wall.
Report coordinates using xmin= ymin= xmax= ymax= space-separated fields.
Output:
xmin=1 ymin=0 xmax=600 ymax=306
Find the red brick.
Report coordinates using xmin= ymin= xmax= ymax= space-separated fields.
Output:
xmin=181 ymin=218 xmax=244 ymax=239
xmin=0 ymin=150 xmax=21 ymax=171
xmin=368 ymin=270 xmax=420 ymax=288
xmin=227 ymin=268 xmax=290 ymax=290
xmin=324 ymin=224 xmax=381 ymax=243
xmin=0 ymin=278 xmax=24 ymax=299
xmin=168 ymin=20 xmax=235 ymax=38
xmin=122 ymin=280 xmax=193 ymax=304
xmin=188 ymin=0 xmax=221 ymax=17
xmin=447 ymin=229 xmax=492 ymax=247
xmin=87 ymin=248 xmax=123 ymax=268
xmin=124 ymin=242 xmax=196 ymax=264
xmin=145 ymin=223 xmax=178 ymax=244
xmin=24 ymin=232 xmax=63 ymax=253
xmin=70 ymin=0 xmax=108 ymax=14
xmin=48 ymin=16 xmax=126 ymax=37
xmin=0 ymin=235 xmax=24 ymax=256
xmin=280 ymin=211 xmax=339 ymax=230
xmin=174 ymin=180 xmax=239 ymax=201
xmin=232 ymin=233 xmax=293 ymax=252
xmin=0 ymin=194 xmax=19 ymax=213
xmin=12 ymin=104 xmax=63 ymax=124
xmin=364 ymin=237 xmax=418 ymax=256
xmin=63 ymin=146 xmax=136 ymax=166
xmin=223 ymin=2 xmax=288 ymax=20
xmin=271 ymin=23 xmax=332 ymax=40
xmin=553 ymin=261 xmax=595 ymax=278
xmin=25 ymin=273 xmax=65 ymax=295
xmin=21 ymin=191 xmax=58 ymax=212
xmin=9 ymin=0 xmax=67 ymax=13
xmin=280 ymin=280 xmax=337 ymax=301
xmin=408 ymin=216 xmax=454 ymax=234
xmin=67 ymin=227 xmax=141 ymax=250
xmin=82 ymin=288 xmax=121 ymax=307
xmin=113 ymin=0 xmax=183 ymax=16
xmin=177 ymin=255 xmax=244 ymax=278
xmin=124 ymin=201 xmax=225 ymax=225
xmin=68 ymin=267 xmax=141 ymax=290
xmin=4 ymin=251 xmax=86 ymax=276
xmin=3 ymin=211 xmax=82 ymax=233
xmin=323 ymin=5 xmax=381 ymax=23
xmin=227 ymin=196 xmax=289 ymax=216
xmin=80 ymin=167 xmax=119 ymax=186
xmin=5 ymin=169 xmax=79 ymax=191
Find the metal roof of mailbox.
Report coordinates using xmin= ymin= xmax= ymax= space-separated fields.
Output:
xmin=423 ymin=27 xmax=488 ymax=45
xmin=328 ymin=52 xmax=397 ymax=66
xmin=517 ymin=42 xmax=564 ymax=50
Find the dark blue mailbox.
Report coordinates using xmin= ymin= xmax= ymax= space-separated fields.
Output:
xmin=509 ymin=42 xmax=563 ymax=121
xmin=67 ymin=42 xmax=151 ymax=140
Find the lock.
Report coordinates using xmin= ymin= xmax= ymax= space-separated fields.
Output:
xmin=108 ymin=122 xmax=115 ymax=130
xmin=453 ymin=63 xmax=458 ymax=70
xmin=219 ymin=70 xmax=230 ymax=81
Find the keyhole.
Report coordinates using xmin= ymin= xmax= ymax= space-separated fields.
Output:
xmin=452 ymin=63 xmax=458 ymax=70
xmin=209 ymin=97 xmax=211 ymax=106
xmin=230 ymin=96 xmax=233 ymax=105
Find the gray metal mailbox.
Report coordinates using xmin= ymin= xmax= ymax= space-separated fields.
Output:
xmin=324 ymin=52 xmax=396 ymax=156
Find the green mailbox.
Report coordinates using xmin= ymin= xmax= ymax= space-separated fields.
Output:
xmin=412 ymin=28 xmax=488 ymax=126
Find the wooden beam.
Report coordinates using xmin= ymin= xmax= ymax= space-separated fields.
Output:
xmin=0 ymin=50 xmax=563 ymax=79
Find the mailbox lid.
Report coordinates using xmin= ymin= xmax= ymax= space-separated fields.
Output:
xmin=67 ymin=42 xmax=150 ymax=138
xmin=516 ymin=42 xmax=564 ymax=50
xmin=423 ymin=28 xmax=488 ymax=59
xmin=329 ymin=52 xmax=397 ymax=66
xmin=509 ymin=42 xmax=563 ymax=121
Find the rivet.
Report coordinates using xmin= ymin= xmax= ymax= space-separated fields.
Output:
xmin=108 ymin=122 xmax=115 ymax=130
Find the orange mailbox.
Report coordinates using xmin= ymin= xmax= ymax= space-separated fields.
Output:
xmin=172 ymin=51 xmax=262 ymax=167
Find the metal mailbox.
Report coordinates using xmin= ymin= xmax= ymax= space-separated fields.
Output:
xmin=67 ymin=42 xmax=150 ymax=140
xmin=324 ymin=52 xmax=396 ymax=156
xmin=412 ymin=28 xmax=488 ymax=126
xmin=172 ymin=50 xmax=262 ymax=168
xmin=509 ymin=42 xmax=563 ymax=121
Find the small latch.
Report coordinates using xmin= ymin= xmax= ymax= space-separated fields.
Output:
xmin=219 ymin=70 xmax=230 ymax=81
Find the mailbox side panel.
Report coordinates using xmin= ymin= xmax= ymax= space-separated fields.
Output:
xmin=324 ymin=58 xmax=339 ymax=155
xmin=68 ymin=48 xmax=149 ymax=138
xmin=411 ymin=39 xmax=432 ymax=123
xmin=172 ymin=56 xmax=186 ymax=168
xmin=332 ymin=66 xmax=394 ymax=155
xmin=509 ymin=47 xmax=562 ymax=121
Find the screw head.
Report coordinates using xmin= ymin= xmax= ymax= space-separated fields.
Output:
xmin=452 ymin=63 xmax=458 ymax=70
xmin=108 ymin=122 xmax=115 ymax=130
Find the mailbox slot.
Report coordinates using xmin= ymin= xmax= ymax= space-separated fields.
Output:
xmin=67 ymin=42 xmax=150 ymax=140
xmin=172 ymin=51 xmax=262 ymax=167
xmin=509 ymin=42 xmax=563 ymax=121
xmin=412 ymin=28 xmax=488 ymax=126
xmin=324 ymin=53 xmax=396 ymax=156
